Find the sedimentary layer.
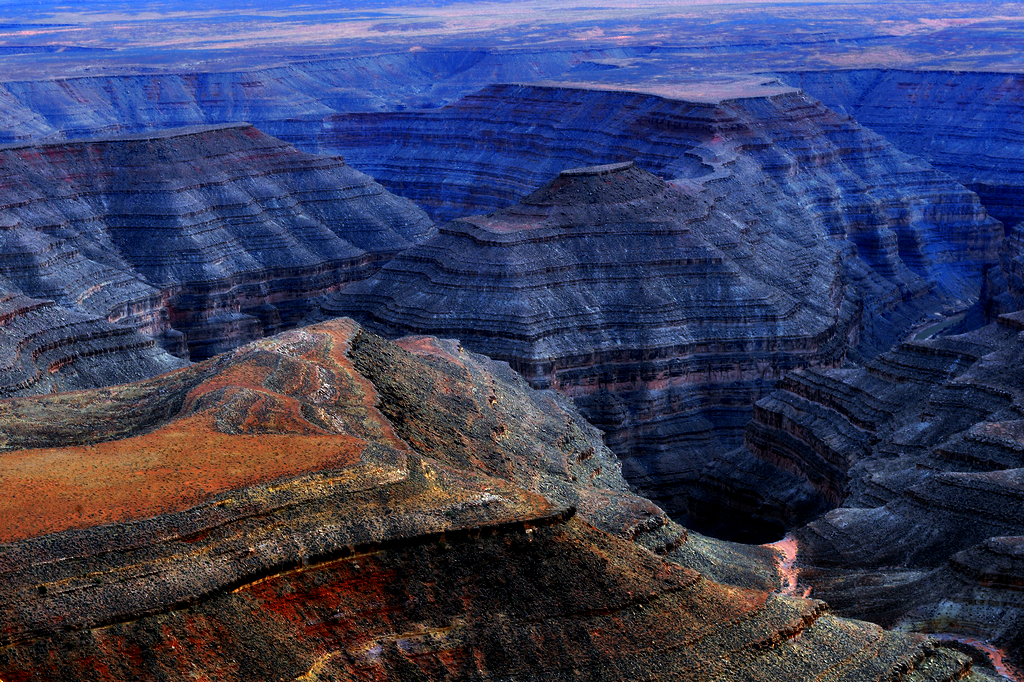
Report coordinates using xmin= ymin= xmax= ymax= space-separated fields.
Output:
xmin=748 ymin=313 xmax=1024 ymax=667
xmin=0 ymin=123 xmax=434 ymax=363
xmin=783 ymin=69 xmax=1024 ymax=229
xmin=0 ymin=319 xmax=992 ymax=681
xmin=0 ymin=292 xmax=186 ymax=397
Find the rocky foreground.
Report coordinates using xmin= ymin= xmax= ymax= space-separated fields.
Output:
xmin=0 ymin=320 xmax=996 ymax=681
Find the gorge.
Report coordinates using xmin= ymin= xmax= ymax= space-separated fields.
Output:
xmin=2 ymin=1 xmax=1024 ymax=679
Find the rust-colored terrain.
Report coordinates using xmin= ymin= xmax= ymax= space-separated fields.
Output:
xmin=0 ymin=320 xmax=993 ymax=681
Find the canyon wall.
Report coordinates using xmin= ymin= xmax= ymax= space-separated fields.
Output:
xmin=0 ymin=123 xmax=434 ymax=364
xmin=783 ymin=69 xmax=1024 ymax=229
xmin=0 ymin=320 xmax=989 ymax=681
xmin=0 ymin=292 xmax=187 ymax=398
xmin=322 ymin=83 xmax=1002 ymax=539
xmin=747 ymin=312 xmax=1024 ymax=667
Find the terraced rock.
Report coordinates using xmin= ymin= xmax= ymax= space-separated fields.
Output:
xmin=0 ymin=292 xmax=186 ymax=397
xmin=747 ymin=314 xmax=1024 ymax=669
xmin=325 ymin=160 xmax=855 ymax=536
xmin=0 ymin=123 xmax=434 ymax=363
xmin=0 ymin=319 xmax=993 ymax=682
xmin=323 ymin=91 xmax=1002 ymax=537
xmin=784 ymin=69 xmax=1024 ymax=228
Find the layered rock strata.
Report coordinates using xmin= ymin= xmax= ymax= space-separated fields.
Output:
xmin=747 ymin=313 xmax=1024 ymax=668
xmin=324 ymin=127 xmax=1000 ymax=537
xmin=326 ymin=83 xmax=1001 ymax=355
xmin=0 ymin=123 xmax=434 ymax=362
xmin=0 ymin=319 xmax=993 ymax=681
xmin=0 ymin=292 xmax=186 ymax=398
xmin=783 ymin=70 xmax=1024 ymax=229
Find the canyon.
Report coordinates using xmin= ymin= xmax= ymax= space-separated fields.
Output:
xmin=1 ymin=1 xmax=1024 ymax=679
xmin=322 ymin=81 xmax=1002 ymax=538
xmin=0 ymin=320 xmax=994 ymax=681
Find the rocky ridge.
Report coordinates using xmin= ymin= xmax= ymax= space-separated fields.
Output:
xmin=0 ymin=123 xmax=434 ymax=367
xmin=0 ymin=319 xmax=993 ymax=681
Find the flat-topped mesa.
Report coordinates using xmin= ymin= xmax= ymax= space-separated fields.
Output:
xmin=326 ymin=163 xmax=857 ymax=534
xmin=0 ymin=320 xmax=987 ymax=682
xmin=0 ymin=123 xmax=435 ymax=365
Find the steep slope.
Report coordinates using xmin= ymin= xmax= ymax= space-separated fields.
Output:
xmin=747 ymin=313 xmax=1024 ymax=670
xmin=0 ymin=320 xmax=992 ymax=682
xmin=783 ymin=69 xmax=1024 ymax=229
xmin=0 ymin=123 xmax=434 ymax=361
xmin=0 ymin=292 xmax=186 ymax=397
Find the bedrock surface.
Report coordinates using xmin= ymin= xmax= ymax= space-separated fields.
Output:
xmin=323 ymin=90 xmax=1002 ymax=537
xmin=748 ymin=314 xmax=1024 ymax=668
xmin=0 ymin=123 xmax=434 ymax=363
xmin=782 ymin=70 xmax=1024 ymax=229
xmin=0 ymin=319 xmax=991 ymax=682
xmin=0 ymin=292 xmax=186 ymax=398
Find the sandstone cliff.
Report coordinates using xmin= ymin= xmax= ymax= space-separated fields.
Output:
xmin=0 ymin=320 xmax=992 ymax=681
xmin=0 ymin=123 xmax=434 ymax=363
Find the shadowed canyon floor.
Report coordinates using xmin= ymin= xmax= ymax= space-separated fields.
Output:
xmin=0 ymin=320 xmax=998 ymax=681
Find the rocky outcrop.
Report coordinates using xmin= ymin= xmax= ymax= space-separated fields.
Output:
xmin=325 ymin=160 xmax=857 ymax=536
xmin=0 ymin=320 xmax=992 ymax=681
xmin=0 ymin=123 xmax=434 ymax=361
xmin=747 ymin=314 xmax=1024 ymax=668
xmin=782 ymin=69 xmax=1024 ymax=229
xmin=321 ymin=84 xmax=1002 ymax=538
xmin=0 ymin=292 xmax=186 ymax=397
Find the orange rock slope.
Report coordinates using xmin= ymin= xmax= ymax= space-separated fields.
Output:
xmin=0 ymin=320 xmax=994 ymax=681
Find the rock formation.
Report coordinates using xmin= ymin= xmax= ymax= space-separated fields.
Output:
xmin=322 ymin=85 xmax=1002 ymax=537
xmin=0 ymin=123 xmax=434 ymax=363
xmin=746 ymin=310 xmax=1024 ymax=670
xmin=783 ymin=69 xmax=1024 ymax=229
xmin=325 ymin=160 xmax=855 ymax=537
xmin=0 ymin=292 xmax=186 ymax=398
xmin=326 ymin=83 xmax=1002 ymax=355
xmin=0 ymin=320 xmax=994 ymax=681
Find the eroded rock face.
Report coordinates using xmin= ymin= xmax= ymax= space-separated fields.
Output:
xmin=747 ymin=315 xmax=1024 ymax=667
xmin=323 ymin=105 xmax=1001 ymax=538
xmin=0 ymin=292 xmax=187 ymax=398
xmin=0 ymin=123 xmax=434 ymax=363
xmin=326 ymin=160 xmax=856 ymax=536
xmin=0 ymin=320 xmax=989 ymax=681
xmin=784 ymin=69 xmax=1024 ymax=229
